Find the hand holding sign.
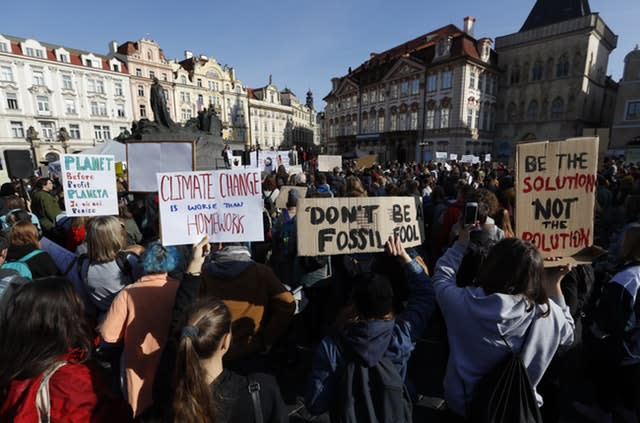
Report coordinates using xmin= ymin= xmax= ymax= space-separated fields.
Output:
xmin=385 ymin=236 xmax=411 ymax=264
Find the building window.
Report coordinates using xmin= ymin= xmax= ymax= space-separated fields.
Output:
xmin=390 ymin=84 xmax=398 ymax=99
xmin=90 ymin=101 xmax=107 ymax=116
xmin=96 ymin=80 xmax=104 ymax=94
xmin=93 ymin=125 xmax=110 ymax=141
xmin=162 ymin=73 xmax=168 ymax=81
xmin=426 ymin=110 xmax=435 ymax=129
xmin=116 ymin=104 xmax=126 ymax=118
xmin=551 ymin=97 xmax=564 ymax=119
xmin=197 ymin=78 xmax=202 ymax=87
xmin=40 ymin=121 xmax=54 ymax=139
xmin=140 ymin=104 xmax=147 ymax=117
xmin=467 ymin=109 xmax=474 ymax=127
xmin=442 ymin=71 xmax=452 ymax=89
xmin=33 ymin=71 xmax=45 ymax=86
xmin=625 ymin=100 xmax=640 ymax=121
xmin=1 ymin=66 xmax=13 ymax=82
xmin=411 ymin=79 xmax=420 ymax=95
xmin=0 ymin=42 xmax=8 ymax=52
xmin=138 ymin=85 xmax=144 ymax=97
xmin=556 ymin=55 xmax=569 ymax=77
xmin=37 ymin=96 xmax=50 ymax=113
xmin=7 ymin=93 xmax=18 ymax=110
xmin=441 ymin=108 xmax=450 ymax=128
xmin=25 ymin=47 xmax=35 ymax=57
xmin=377 ymin=114 xmax=385 ymax=132
xmin=59 ymin=54 xmax=69 ymax=63
xmin=410 ymin=111 xmax=418 ymax=129
xmin=510 ymin=65 xmax=520 ymax=85
xmin=69 ymin=124 xmax=80 ymax=139
xmin=182 ymin=109 xmax=192 ymax=121
xmin=149 ymin=71 xmax=155 ymax=79
xmin=10 ymin=121 xmax=24 ymax=138
xmin=400 ymin=81 xmax=409 ymax=96
xmin=65 ymin=99 xmax=76 ymax=114
xmin=531 ymin=61 xmax=544 ymax=81
xmin=112 ymin=63 xmax=120 ymax=72
xmin=136 ymin=68 xmax=142 ymax=77
xmin=62 ymin=74 xmax=72 ymax=90
xmin=469 ymin=70 xmax=476 ymax=89
xmin=115 ymin=82 xmax=123 ymax=96
xmin=427 ymin=75 xmax=437 ymax=92
xmin=527 ymin=100 xmax=539 ymax=121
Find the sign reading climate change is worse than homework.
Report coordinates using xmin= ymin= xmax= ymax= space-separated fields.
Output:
xmin=296 ymin=196 xmax=424 ymax=256
xmin=157 ymin=168 xmax=264 ymax=246
xmin=516 ymin=137 xmax=598 ymax=258
xmin=61 ymin=154 xmax=118 ymax=216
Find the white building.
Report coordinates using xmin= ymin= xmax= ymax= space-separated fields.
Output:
xmin=0 ymin=34 xmax=131 ymax=165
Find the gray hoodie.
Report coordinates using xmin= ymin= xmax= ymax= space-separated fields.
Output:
xmin=433 ymin=241 xmax=574 ymax=417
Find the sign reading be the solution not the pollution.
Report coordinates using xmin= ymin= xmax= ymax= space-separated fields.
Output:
xmin=61 ymin=154 xmax=118 ymax=216
xmin=296 ymin=197 xmax=424 ymax=256
xmin=516 ymin=137 xmax=598 ymax=258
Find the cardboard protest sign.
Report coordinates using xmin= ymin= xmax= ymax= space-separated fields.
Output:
xmin=296 ymin=196 xmax=424 ymax=256
xmin=60 ymin=154 xmax=118 ymax=216
xmin=435 ymin=152 xmax=448 ymax=163
xmin=516 ymin=137 xmax=598 ymax=258
xmin=250 ymin=151 xmax=291 ymax=173
xmin=355 ymin=154 xmax=377 ymax=170
xmin=275 ymin=186 xmax=308 ymax=209
xmin=127 ymin=141 xmax=194 ymax=192
xmin=449 ymin=153 xmax=458 ymax=161
xmin=157 ymin=168 xmax=264 ymax=246
xmin=318 ymin=155 xmax=342 ymax=172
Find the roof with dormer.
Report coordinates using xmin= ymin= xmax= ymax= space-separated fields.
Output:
xmin=0 ymin=34 xmax=128 ymax=74
xmin=520 ymin=0 xmax=591 ymax=32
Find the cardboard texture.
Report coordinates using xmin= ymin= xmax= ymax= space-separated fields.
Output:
xmin=126 ymin=141 xmax=194 ymax=192
xmin=355 ymin=154 xmax=377 ymax=170
xmin=60 ymin=154 xmax=118 ymax=217
xmin=516 ymin=137 xmax=598 ymax=258
xmin=318 ymin=155 xmax=342 ymax=172
xmin=275 ymin=186 xmax=308 ymax=209
xmin=296 ymin=196 xmax=424 ymax=256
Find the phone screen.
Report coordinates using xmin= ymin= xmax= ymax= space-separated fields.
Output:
xmin=464 ymin=203 xmax=478 ymax=225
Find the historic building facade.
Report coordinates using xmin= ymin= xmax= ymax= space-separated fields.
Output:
xmin=493 ymin=0 xmax=618 ymax=160
xmin=173 ymin=51 xmax=248 ymax=147
xmin=0 ymin=34 xmax=132 ymax=165
xmin=610 ymin=46 xmax=640 ymax=149
xmin=324 ymin=18 xmax=498 ymax=162
xmin=248 ymin=78 xmax=317 ymax=150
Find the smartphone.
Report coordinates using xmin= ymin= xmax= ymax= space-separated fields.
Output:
xmin=463 ymin=202 xmax=479 ymax=225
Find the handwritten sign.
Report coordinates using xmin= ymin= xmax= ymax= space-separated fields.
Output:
xmin=318 ymin=155 xmax=343 ymax=172
xmin=516 ymin=137 xmax=598 ymax=258
xmin=435 ymin=152 xmax=448 ymax=163
xmin=61 ymin=154 xmax=118 ymax=216
xmin=296 ymin=197 xmax=424 ymax=256
xmin=355 ymin=154 xmax=377 ymax=170
xmin=250 ymin=151 xmax=291 ymax=173
xmin=157 ymin=168 xmax=264 ymax=246
xmin=275 ymin=186 xmax=308 ymax=209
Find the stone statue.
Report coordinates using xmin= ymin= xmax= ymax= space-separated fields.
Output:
xmin=58 ymin=127 xmax=70 ymax=142
xmin=26 ymin=126 xmax=39 ymax=140
xmin=150 ymin=77 xmax=175 ymax=128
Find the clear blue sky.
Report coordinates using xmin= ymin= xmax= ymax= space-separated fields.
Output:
xmin=3 ymin=0 xmax=638 ymax=111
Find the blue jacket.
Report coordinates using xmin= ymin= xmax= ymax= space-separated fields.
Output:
xmin=304 ymin=259 xmax=434 ymax=415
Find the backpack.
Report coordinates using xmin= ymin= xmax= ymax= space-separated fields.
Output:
xmin=276 ymin=215 xmax=296 ymax=258
xmin=1 ymin=249 xmax=43 ymax=280
xmin=467 ymin=322 xmax=542 ymax=423
xmin=331 ymin=335 xmax=412 ymax=423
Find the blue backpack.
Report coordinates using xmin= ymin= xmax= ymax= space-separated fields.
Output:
xmin=1 ymin=250 xmax=43 ymax=280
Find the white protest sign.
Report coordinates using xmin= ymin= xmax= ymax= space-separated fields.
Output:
xmin=127 ymin=141 xmax=194 ymax=192
xmin=516 ymin=137 xmax=598 ymax=258
xmin=250 ymin=151 xmax=291 ymax=173
xmin=449 ymin=153 xmax=458 ymax=161
xmin=317 ymin=155 xmax=343 ymax=172
xmin=61 ymin=154 xmax=118 ymax=216
xmin=460 ymin=155 xmax=475 ymax=163
xmin=435 ymin=152 xmax=448 ymax=163
xmin=157 ymin=168 xmax=264 ymax=246
xmin=296 ymin=196 xmax=424 ymax=256
xmin=485 ymin=154 xmax=492 ymax=162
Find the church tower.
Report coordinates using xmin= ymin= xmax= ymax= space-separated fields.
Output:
xmin=493 ymin=0 xmax=617 ymax=160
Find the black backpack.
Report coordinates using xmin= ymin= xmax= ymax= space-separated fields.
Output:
xmin=468 ymin=322 xmax=543 ymax=423
xmin=331 ymin=335 xmax=412 ymax=423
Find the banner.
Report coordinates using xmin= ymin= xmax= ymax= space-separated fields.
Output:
xmin=449 ymin=153 xmax=458 ymax=161
xmin=296 ymin=196 xmax=424 ymax=256
xmin=318 ymin=155 xmax=342 ymax=172
xmin=460 ymin=155 xmax=475 ymax=163
xmin=61 ymin=154 xmax=118 ymax=216
xmin=127 ymin=141 xmax=194 ymax=192
xmin=250 ymin=150 xmax=291 ymax=173
xmin=157 ymin=168 xmax=264 ymax=246
xmin=516 ymin=137 xmax=598 ymax=258
xmin=276 ymin=186 xmax=308 ymax=209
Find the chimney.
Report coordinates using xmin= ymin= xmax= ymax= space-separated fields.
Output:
xmin=184 ymin=50 xmax=193 ymax=59
xmin=109 ymin=40 xmax=118 ymax=54
xmin=463 ymin=16 xmax=476 ymax=37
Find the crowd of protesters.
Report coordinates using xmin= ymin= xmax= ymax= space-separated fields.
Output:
xmin=0 ymin=152 xmax=638 ymax=422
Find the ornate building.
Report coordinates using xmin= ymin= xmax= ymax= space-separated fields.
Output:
xmin=324 ymin=18 xmax=498 ymax=161
xmin=173 ymin=51 xmax=248 ymax=146
xmin=0 ymin=34 xmax=131 ymax=166
xmin=248 ymin=78 xmax=317 ymax=150
xmin=493 ymin=0 xmax=618 ymax=160
xmin=610 ymin=45 xmax=640 ymax=150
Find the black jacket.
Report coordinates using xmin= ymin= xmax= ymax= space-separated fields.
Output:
xmin=6 ymin=244 xmax=59 ymax=279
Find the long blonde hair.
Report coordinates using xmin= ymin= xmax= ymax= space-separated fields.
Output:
xmin=86 ymin=216 xmax=126 ymax=262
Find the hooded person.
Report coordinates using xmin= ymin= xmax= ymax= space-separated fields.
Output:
xmin=305 ymin=236 xmax=435 ymax=417
xmin=200 ymin=242 xmax=296 ymax=369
